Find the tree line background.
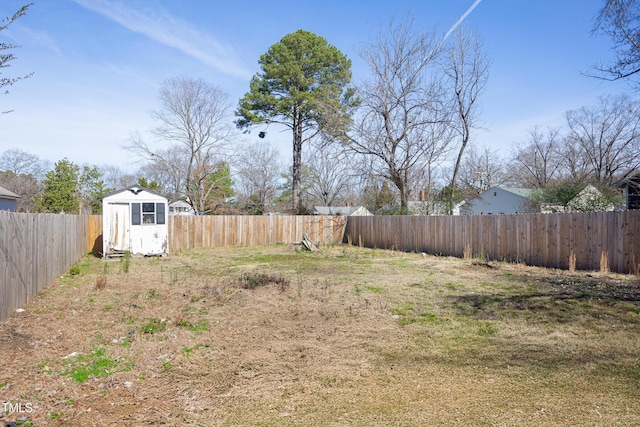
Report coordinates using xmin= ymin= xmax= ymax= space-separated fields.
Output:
xmin=1 ymin=3 xmax=639 ymax=215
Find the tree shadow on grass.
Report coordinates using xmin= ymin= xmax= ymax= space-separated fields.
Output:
xmin=448 ymin=274 xmax=640 ymax=323
xmin=422 ymin=275 xmax=639 ymax=386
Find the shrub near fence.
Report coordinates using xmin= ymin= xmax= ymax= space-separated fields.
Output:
xmin=343 ymin=211 xmax=640 ymax=274
xmin=0 ymin=211 xmax=89 ymax=322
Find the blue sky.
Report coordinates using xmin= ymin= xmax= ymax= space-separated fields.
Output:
xmin=0 ymin=0 xmax=631 ymax=172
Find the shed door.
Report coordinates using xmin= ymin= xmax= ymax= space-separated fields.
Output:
xmin=108 ymin=203 xmax=130 ymax=252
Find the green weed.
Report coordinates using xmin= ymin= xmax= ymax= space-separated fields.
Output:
xmin=147 ymin=289 xmax=160 ymax=299
xmin=121 ymin=251 xmax=131 ymax=273
xmin=477 ymin=321 xmax=498 ymax=336
xmin=391 ymin=301 xmax=416 ymax=317
xmin=140 ymin=318 xmax=167 ymax=334
xmin=176 ymin=318 xmax=209 ymax=334
xmin=61 ymin=347 xmax=133 ymax=383
xmin=239 ymin=272 xmax=290 ymax=291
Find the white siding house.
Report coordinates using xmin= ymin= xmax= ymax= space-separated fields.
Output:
xmin=102 ymin=187 xmax=169 ymax=258
xmin=460 ymin=187 xmax=537 ymax=215
xmin=169 ymin=200 xmax=196 ymax=215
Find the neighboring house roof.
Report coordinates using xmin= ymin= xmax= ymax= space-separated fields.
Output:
xmin=169 ymin=200 xmax=192 ymax=208
xmin=312 ymin=206 xmax=373 ymax=216
xmin=0 ymin=185 xmax=20 ymax=200
xmin=500 ymin=187 xmax=535 ymax=198
xmin=616 ymin=172 xmax=640 ymax=187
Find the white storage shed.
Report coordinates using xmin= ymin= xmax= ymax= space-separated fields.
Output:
xmin=102 ymin=187 xmax=169 ymax=258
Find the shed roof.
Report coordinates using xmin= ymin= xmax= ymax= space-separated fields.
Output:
xmin=102 ymin=186 xmax=168 ymax=201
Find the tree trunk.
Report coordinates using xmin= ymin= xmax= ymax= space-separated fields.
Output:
xmin=292 ymin=119 xmax=303 ymax=213
xmin=449 ymin=137 xmax=467 ymax=215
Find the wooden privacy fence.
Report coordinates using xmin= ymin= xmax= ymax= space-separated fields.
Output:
xmin=0 ymin=211 xmax=89 ymax=322
xmin=3 ymin=211 xmax=637 ymax=322
xmin=344 ymin=211 xmax=640 ymax=274
xmin=168 ymin=215 xmax=346 ymax=250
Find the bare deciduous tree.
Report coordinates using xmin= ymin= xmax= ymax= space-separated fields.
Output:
xmin=565 ymin=94 xmax=640 ymax=185
xmin=304 ymin=142 xmax=354 ymax=206
xmin=348 ymin=17 xmax=454 ymax=213
xmin=127 ymin=77 xmax=234 ymax=212
xmin=509 ymin=126 xmax=564 ymax=188
xmin=590 ymin=0 xmax=640 ymax=89
xmin=1 ymin=3 xmax=33 ymax=114
xmin=235 ymin=142 xmax=283 ymax=214
xmin=0 ymin=148 xmax=48 ymax=212
xmin=443 ymin=25 xmax=490 ymax=213
xmin=561 ymin=139 xmax=593 ymax=184
xmin=458 ymin=145 xmax=507 ymax=196
xmin=97 ymin=165 xmax=136 ymax=192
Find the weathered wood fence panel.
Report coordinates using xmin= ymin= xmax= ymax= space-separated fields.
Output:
xmin=168 ymin=215 xmax=346 ymax=250
xmin=344 ymin=211 xmax=640 ymax=274
xmin=0 ymin=212 xmax=89 ymax=322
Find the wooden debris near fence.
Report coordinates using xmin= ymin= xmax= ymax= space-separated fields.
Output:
xmin=292 ymin=233 xmax=320 ymax=252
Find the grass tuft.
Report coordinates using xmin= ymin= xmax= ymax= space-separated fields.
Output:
xmin=61 ymin=347 xmax=134 ymax=383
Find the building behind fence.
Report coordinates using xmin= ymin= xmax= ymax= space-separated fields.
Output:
xmin=344 ymin=211 xmax=640 ymax=275
xmin=2 ymin=211 xmax=638 ymax=322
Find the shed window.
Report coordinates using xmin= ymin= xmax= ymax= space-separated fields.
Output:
xmin=142 ymin=203 xmax=156 ymax=224
xmin=131 ymin=202 xmax=166 ymax=225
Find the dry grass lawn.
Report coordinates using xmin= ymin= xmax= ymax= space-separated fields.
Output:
xmin=1 ymin=244 xmax=639 ymax=426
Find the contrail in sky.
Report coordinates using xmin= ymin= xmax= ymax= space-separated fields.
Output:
xmin=442 ymin=0 xmax=483 ymax=42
